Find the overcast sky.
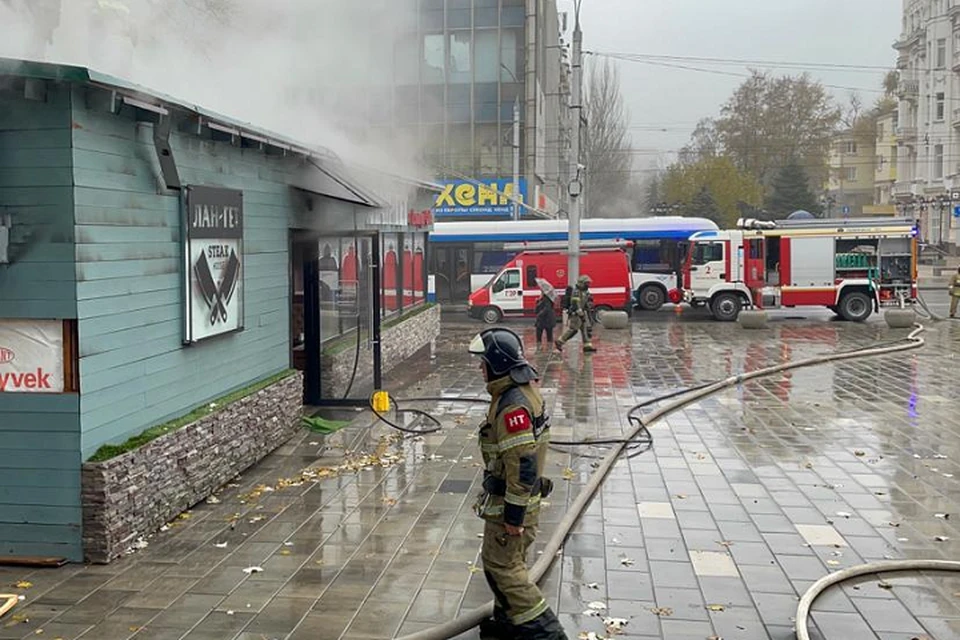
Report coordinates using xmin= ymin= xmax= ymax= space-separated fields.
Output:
xmin=559 ymin=0 xmax=904 ymax=176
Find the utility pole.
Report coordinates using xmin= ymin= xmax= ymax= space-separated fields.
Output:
xmin=512 ymin=97 xmax=521 ymax=221
xmin=567 ymin=1 xmax=584 ymax=284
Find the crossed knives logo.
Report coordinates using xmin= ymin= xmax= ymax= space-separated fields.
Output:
xmin=194 ymin=249 xmax=241 ymax=325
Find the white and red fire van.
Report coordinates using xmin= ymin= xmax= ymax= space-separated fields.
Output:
xmin=468 ymin=249 xmax=632 ymax=324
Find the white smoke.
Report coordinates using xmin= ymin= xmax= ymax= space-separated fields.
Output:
xmin=0 ymin=0 xmax=431 ymax=191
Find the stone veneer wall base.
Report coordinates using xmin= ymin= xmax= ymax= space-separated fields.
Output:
xmin=81 ymin=304 xmax=441 ymax=564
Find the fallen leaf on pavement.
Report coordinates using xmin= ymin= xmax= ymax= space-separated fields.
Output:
xmin=619 ymin=556 xmax=634 ymax=567
xmin=707 ymin=604 xmax=725 ymax=612
xmin=562 ymin=468 xmax=576 ymax=480
xmin=603 ymin=617 xmax=628 ymax=633
xmin=242 ymin=566 xmax=263 ymax=574
xmin=650 ymin=607 xmax=673 ymax=617
xmin=14 ymin=581 xmax=32 ymax=589
xmin=878 ymin=581 xmax=893 ymax=589
xmin=587 ymin=601 xmax=607 ymax=612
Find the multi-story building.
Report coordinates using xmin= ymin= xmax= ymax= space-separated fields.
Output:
xmin=825 ymin=130 xmax=876 ymax=217
xmin=283 ymin=1 xmax=571 ymax=221
xmin=893 ymin=0 xmax=960 ymax=249
xmin=865 ymin=110 xmax=899 ymax=215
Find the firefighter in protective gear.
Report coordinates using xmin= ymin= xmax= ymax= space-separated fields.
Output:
xmin=950 ymin=267 xmax=960 ymax=318
xmin=555 ymin=275 xmax=596 ymax=353
xmin=468 ymin=329 xmax=567 ymax=640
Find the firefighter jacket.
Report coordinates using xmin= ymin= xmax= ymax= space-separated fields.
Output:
xmin=568 ymin=288 xmax=593 ymax=318
xmin=476 ymin=375 xmax=552 ymax=527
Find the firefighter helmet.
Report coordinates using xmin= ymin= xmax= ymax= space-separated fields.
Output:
xmin=469 ymin=328 xmax=538 ymax=383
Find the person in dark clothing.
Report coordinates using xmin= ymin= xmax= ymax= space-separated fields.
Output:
xmin=534 ymin=293 xmax=557 ymax=347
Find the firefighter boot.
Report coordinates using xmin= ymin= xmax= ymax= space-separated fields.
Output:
xmin=478 ymin=607 xmax=511 ymax=639
xmin=582 ymin=342 xmax=596 ymax=353
xmin=514 ymin=607 xmax=569 ymax=640
xmin=554 ymin=339 xmax=564 ymax=352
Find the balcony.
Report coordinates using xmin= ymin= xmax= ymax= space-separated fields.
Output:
xmin=896 ymin=125 xmax=918 ymax=142
xmin=897 ymin=77 xmax=920 ymax=101
xmin=893 ymin=181 xmax=914 ymax=197
xmin=953 ymin=107 xmax=960 ymax=128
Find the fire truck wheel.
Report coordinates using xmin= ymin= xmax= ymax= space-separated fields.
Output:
xmin=838 ymin=292 xmax=872 ymax=322
xmin=638 ymin=285 xmax=666 ymax=311
xmin=711 ymin=292 xmax=743 ymax=322
xmin=481 ymin=307 xmax=503 ymax=325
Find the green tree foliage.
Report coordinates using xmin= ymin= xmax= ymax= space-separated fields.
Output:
xmin=687 ymin=186 xmax=721 ymax=223
xmin=713 ymin=71 xmax=841 ymax=187
xmin=766 ymin=158 xmax=822 ymax=218
xmin=662 ymin=156 xmax=765 ymax=227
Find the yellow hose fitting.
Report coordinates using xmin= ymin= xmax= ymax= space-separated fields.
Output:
xmin=371 ymin=390 xmax=391 ymax=414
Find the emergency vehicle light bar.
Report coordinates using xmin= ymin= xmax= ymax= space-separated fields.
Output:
xmin=502 ymin=239 xmax=633 ymax=252
xmin=738 ymin=216 xmax=916 ymax=231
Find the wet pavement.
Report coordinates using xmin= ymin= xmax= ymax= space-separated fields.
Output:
xmin=3 ymin=308 xmax=960 ymax=640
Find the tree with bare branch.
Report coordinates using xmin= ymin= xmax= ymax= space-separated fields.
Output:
xmin=583 ymin=57 xmax=635 ymax=218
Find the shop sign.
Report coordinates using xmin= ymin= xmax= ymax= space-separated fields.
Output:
xmin=408 ymin=209 xmax=433 ymax=228
xmin=0 ymin=320 xmax=64 ymax=393
xmin=433 ymin=178 xmax=527 ymax=218
xmin=183 ymin=186 xmax=244 ymax=343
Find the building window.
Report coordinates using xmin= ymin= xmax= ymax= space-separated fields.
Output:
xmin=500 ymin=29 xmax=520 ymax=82
xmin=842 ymin=167 xmax=857 ymax=182
xmin=937 ymin=93 xmax=946 ymax=121
xmin=448 ymin=32 xmax=471 ymax=83
xmin=842 ymin=141 xmax=858 ymax=154
xmin=475 ymin=30 xmax=499 ymax=82
xmin=476 ymin=0 xmax=498 ymax=27
xmin=502 ymin=0 xmax=524 ymax=27
xmin=877 ymin=123 xmax=884 ymax=139
xmin=422 ymin=34 xmax=446 ymax=84
xmin=935 ymin=144 xmax=944 ymax=178
xmin=937 ymin=38 xmax=947 ymax=68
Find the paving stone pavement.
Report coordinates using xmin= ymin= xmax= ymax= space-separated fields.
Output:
xmin=2 ymin=311 xmax=960 ymax=640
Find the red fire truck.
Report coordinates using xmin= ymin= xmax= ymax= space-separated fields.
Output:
xmin=680 ymin=217 xmax=919 ymax=322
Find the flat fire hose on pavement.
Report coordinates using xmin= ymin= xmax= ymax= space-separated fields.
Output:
xmin=395 ymin=324 xmax=960 ymax=640
xmin=0 ymin=594 xmax=18 ymax=619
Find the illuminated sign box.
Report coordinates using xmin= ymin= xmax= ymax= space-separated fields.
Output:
xmin=433 ymin=179 xmax=528 ymax=218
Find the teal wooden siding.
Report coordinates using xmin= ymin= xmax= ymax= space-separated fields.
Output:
xmin=0 ymin=83 xmax=82 ymax=561
xmin=0 ymin=83 xmax=76 ymax=318
xmin=72 ymin=92 xmax=294 ymax=459
xmin=0 ymin=394 xmax=81 ymax=561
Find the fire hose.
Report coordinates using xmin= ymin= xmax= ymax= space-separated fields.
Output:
xmin=0 ymin=594 xmax=17 ymax=620
xmin=391 ymin=323 xmax=960 ymax=640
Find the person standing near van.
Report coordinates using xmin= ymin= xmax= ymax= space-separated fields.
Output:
xmin=534 ymin=292 xmax=557 ymax=347
xmin=555 ymin=276 xmax=596 ymax=353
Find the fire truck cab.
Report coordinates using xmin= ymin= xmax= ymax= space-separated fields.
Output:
xmin=682 ymin=217 xmax=919 ymax=322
